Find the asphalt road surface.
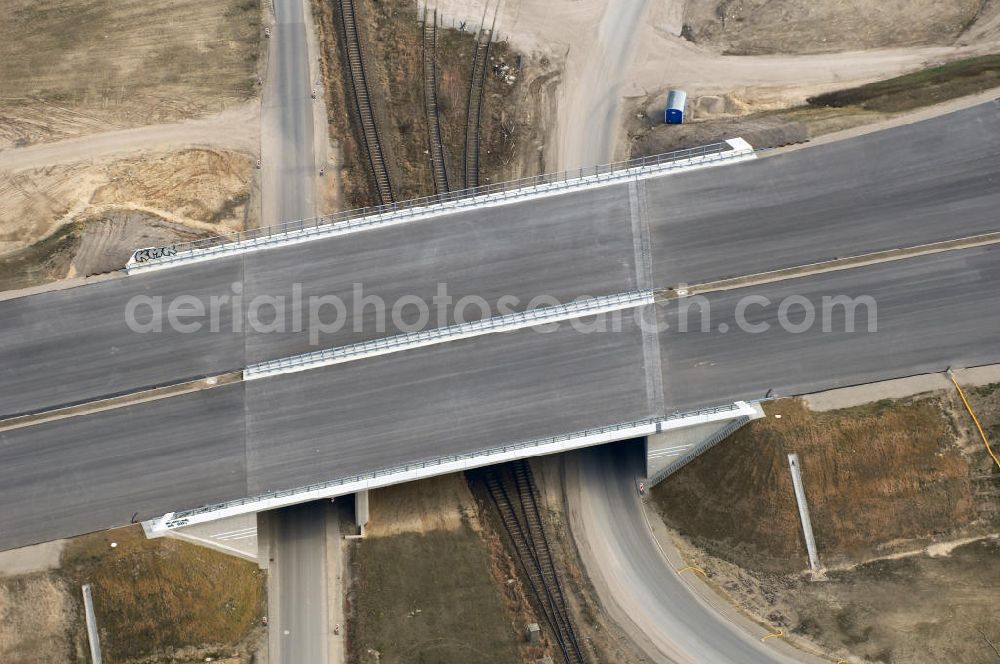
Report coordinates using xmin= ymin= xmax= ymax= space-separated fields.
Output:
xmin=269 ymin=502 xmax=329 ymax=664
xmin=261 ymin=0 xmax=316 ymax=225
xmin=659 ymin=244 xmax=1000 ymax=410
xmin=1 ymin=104 xmax=1000 ymax=554
xmin=244 ymin=312 xmax=656 ymax=493
xmin=648 ymin=102 xmax=1000 ymax=285
xmin=0 ymin=183 xmax=638 ymax=416
xmin=0 ymin=384 xmax=246 ymax=551
xmin=2 ymin=103 xmax=999 ymax=415
xmin=569 ymin=443 xmax=820 ymax=664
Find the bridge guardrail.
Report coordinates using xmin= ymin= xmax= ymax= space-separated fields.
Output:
xmin=244 ymin=290 xmax=654 ymax=379
xmin=157 ymin=402 xmax=748 ymax=528
xmin=127 ymin=140 xmax=753 ymax=272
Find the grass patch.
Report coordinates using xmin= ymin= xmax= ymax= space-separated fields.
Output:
xmin=652 ymin=398 xmax=974 ymax=572
xmin=0 ymin=221 xmax=82 ymax=291
xmin=59 ymin=526 xmax=265 ymax=662
xmin=349 ymin=524 xmax=520 ymax=664
xmin=808 ymin=54 xmax=1000 ymax=113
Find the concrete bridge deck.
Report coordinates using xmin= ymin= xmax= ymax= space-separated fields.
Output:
xmin=1 ymin=102 xmax=999 ymax=551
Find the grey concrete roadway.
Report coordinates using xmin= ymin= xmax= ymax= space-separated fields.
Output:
xmin=0 ymin=184 xmax=635 ymax=416
xmin=2 ymin=104 xmax=1000 ymax=555
xmin=659 ymin=244 xmax=1000 ymax=410
xmin=648 ymin=102 xmax=1000 ymax=285
xmin=570 ymin=443 xmax=818 ymax=664
xmin=3 ymin=102 xmax=999 ymax=416
xmin=242 ymin=183 xmax=638 ymax=360
xmin=268 ymin=502 xmax=329 ymax=664
xmin=0 ymin=384 xmax=246 ymax=551
xmin=261 ymin=0 xmax=316 ymax=226
xmin=0 ymin=258 xmax=246 ymax=417
xmin=2 ymin=245 xmax=1000 ymax=553
xmin=245 ymin=313 xmax=656 ymax=494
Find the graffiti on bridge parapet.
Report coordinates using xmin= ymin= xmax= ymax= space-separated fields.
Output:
xmin=131 ymin=245 xmax=178 ymax=264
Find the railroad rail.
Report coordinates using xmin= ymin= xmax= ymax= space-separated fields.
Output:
xmin=463 ymin=16 xmax=494 ymax=189
xmin=338 ymin=0 xmax=394 ymax=204
xmin=422 ymin=7 xmax=450 ymax=194
xmin=483 ymin=461 xmax=586 ymax=664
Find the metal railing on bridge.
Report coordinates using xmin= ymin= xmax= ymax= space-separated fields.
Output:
xmin=127 ymin=141 xmax=749 ymax=271
xmin=161 ymin=402 xmax=748 ymax=528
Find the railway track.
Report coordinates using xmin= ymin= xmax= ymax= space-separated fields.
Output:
xmin=338 ymin=0 xmax=394 ymax=204
xmin=463 ymin=17 xmax=494 ymax=190
xmin=422 ymin=7 xmax=450 ymax=194
xmin=482 ymin=461 xmax=586 ymax=664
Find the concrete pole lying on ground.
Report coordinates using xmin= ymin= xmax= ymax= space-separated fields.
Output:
xmin=81 ymin=584 xmax=103 ymax=664
xmin=787 ymin=453 xmax=821 ymax=572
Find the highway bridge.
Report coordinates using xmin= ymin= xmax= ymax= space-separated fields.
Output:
xmin=1 ymin=101 xmax=999 ymax=553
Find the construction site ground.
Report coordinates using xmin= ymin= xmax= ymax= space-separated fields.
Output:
xmin=0 ymin=148 xmax=254 ymax=291
xmin=651 ymin=378 xmax=1000 ymax=663
xmin=0 ymin=0 xmax=263 ymax=292
xmin=0 ymin=525 xmax=266 ymax=664
xmin=629 ymin=53 xmax=1000 ymax=155
xmin=311 ymin=0 xmax=552 ymax=208
xmin=0 ymin=0 xmax=261 ymax=150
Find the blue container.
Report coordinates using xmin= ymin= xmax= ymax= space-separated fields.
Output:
xmin=665 ymin=89 xmax=687 ymax=125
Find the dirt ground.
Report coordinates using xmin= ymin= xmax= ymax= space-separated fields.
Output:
xmin=681 ymin=0 xmax=984 ymax=54
xmin=0 ymin=148 xmax=252 ymax=290
xmin=432 ymin=0 xmax=1000 ymax=170
xmin=0 ymin=0 xmax=262 ymax=150
xmin=672 ymin=533 xmax=1000 ymax=664
xmin=312 ymin=0 xmax=553 ymax=208
xmin=652 ymin=394 xmax=996 ymax=573
xmin=651 ymin=381 xmax=1000 ymax=662
xmin=0 ymin=525 xmax=266 ymax=664
xmin=347 ymin=474 xmax=530 ymax=664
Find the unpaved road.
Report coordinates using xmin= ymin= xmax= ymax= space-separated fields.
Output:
xmin=0 ymin=104 xmax=258 ymax=173
xmin=432 ymin=0 xmax=995 ymax=169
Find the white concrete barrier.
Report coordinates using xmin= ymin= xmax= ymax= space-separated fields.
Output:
xmin=143 ymin=401 xmax=757 ymax=534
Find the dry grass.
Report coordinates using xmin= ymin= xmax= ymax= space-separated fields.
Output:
xmin=0 ymin=573 xmax=76 ymax=664
xmin=348 ymin=524 xmax=521 ymax=664
xmin=59 ymin=526 xmax=265 ymax=662
xmin=808 ymin=53 xmax=1000 ymax=113
xmin=0 ymin=0 xmax=261 ymax=148
xmin=653 ymin=397 xmax=975 ymax=572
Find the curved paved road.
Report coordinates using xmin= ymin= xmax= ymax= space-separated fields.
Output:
xmin=568 ymin=443 xmax=822 ymax=664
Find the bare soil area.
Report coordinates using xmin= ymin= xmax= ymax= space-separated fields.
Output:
xmin=652 ymin=382 xmax=1000 ymax=662
xmin=312 ymin=0 xmax=553 ymax=208
xmin=0 ymin=0 xmax=262 ymax=150
xmin=672 ymin=533 xmax=1000 ymax=664
xmin=681 ymin=0 xmax=984 ymax=55
xmin=0 ymin=148 xmax=251 ymax=290
xmin=652 ymin=395 xmax=993 ymax=574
